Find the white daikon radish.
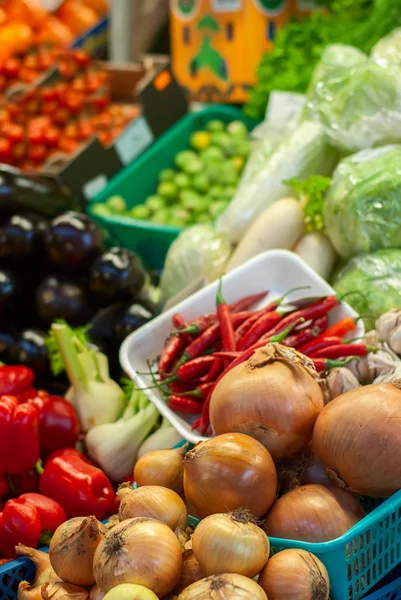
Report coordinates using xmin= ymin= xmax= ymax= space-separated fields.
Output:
xmin=226 ymin=197 xmax=304 ymax=272
xmin=294 ymin=232 xmax=336 ymax=280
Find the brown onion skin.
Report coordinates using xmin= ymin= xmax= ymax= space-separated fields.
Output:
xmin=183 ymin=433 xmax=277 ymax=519
xmin=258 ymin=549 xmax=330 ymax=600
xmin=312 ymin=383 xmax=401 ymax=497
xmin=177 ymin=573 xmax=267 ymax=600
xmin=263 ymin=484 xmax=365 ymax=542
xmin=209 ymin=346 xmax=324 ymax=461
xmin=174 ymin=550 xmax=204 ymax=594
xmin=300 ymin=452 xmax=332 ymax=487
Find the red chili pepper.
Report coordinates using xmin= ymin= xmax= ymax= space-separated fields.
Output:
xmin=177 ymin=313 xmax=217 ymax=337
xmin=213 ymin=351 xmax=241 ymax=360
xmin=0 ymin=396 xmax=40 ymax=475
xmin=216 ymin=279 xmax=236 ymax=352
xmin=176 ymin=356 xmax=215 ymax=382
xmin=300 ymin=316 xmax=357 ymax=354
xmin=158 ymin=335 xmax=187 ymax=378
xmin=204 ymin=357 xmax=224 ymax=383
xmin=168 ymin=396 xmax=202 ymax=414
xmin=0 ymin=493 xmax=66 ymax=558
xmin=262 ymin=296 xmax=339 ymax=341
xmin=171 ymin=314 xmax=193 ymax=345
xmin=27 ymin=392 xmax=80 ymax=453
xmin=310 ymin=343 xmax=368 ymax=359
xmin=284 ymin=316 xmax=329 ymax=349
xmin=0 ymin=475 xmax=8 ymax=500
xmin=230 ymin=291 xmax=269 ymax=312
xmin=312 ymin=357 xmax=357 ymax=373
xmin=0 ymin=366 xmax=34 ymax=396
xmin=39 ymin=448 xmax=116 ymax=520
xmin=234 ymin=311 xmax=263 ymax=342
xmin=169 ymin=382 xmax=214 ymax=399
xmin=237 ymin=311 xmax=283 ymax=350
xmin=301 ymin=336 xmax=342 ymax=356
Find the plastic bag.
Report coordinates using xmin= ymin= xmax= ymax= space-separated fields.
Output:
xmin=323 ymin=145 xmax=401 ymax=258
xmin=333 ymin=249 xmax=401 ymax=330
xmin=371 ymin=28 xmax=401 ymax=68
xmin=160 ymin=224 xmax=232 ymax=304
xmin=216 ymin=121 xmax=336 ymax=244
xmin=306 ymin=44 xmax=401 ymax=152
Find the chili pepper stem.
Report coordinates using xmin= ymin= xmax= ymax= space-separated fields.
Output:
xmin=270 ymin=318 xmax=305 ymax=343
xmin=39 ymin=530 xmax=53 ymax=547
xmin=6 ymin=474 xmax=16 ymax=495
xmin=36 ymin=460 xmax=44 ymax=476
xmin=276 ymin=285 xmax=312 ymax=305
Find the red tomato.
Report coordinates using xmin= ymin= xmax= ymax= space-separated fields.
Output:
xmin=12 ymin=141 xmax=26 ymax=161
xmin=43 ymin=127 xmax=60 ymax=148
xmin=42 ymin=101 xmax=58 ymax=116
xmin=64 ymin=123 xmax=78 ymax=140
xmin=97 ymin=130 xmax=111 ymax=146
xmin=28 ymin=143 xmax=47 ymax=163
xmin=53 ymin=107 xmax=71 ymax=126
xmin=0 ymin=138 xmax=12 ymax=159
xmin=27 ymin=128 xmax=44 ymax=145
xmin=2 ymin=58 xmax=20 ymax=79
xmin=65 ymin=91 xmax=84 ymax=113
xmin=3 ymin=124 xmax=24 ymax=143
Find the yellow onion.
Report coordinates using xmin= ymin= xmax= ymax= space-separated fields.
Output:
xmin=313 ymin=383 xmax=401 ymax=497
xmin=41 ymin=581 xmax=89 ymax=599
xmin=210 ymin=344 xmax=324 ymax=460
xmin=49 ymin=516 xmax=106 ymax=586
xmin=17 ymin=582 xmax=42 ymax=600
xmin=174 ymin=550 xmax=205 ymax=594
xmin=276 ymin=450 xmax=331 ymax=495
xmin=118 ymin=485 xmax=188 ymax=531
xmin=258 ymin=549 xmax=330 ymax=600
xmin=183 ymin=433 xmax=277 ymax=519
xmin=264 ymin=484 xmax=365 ymax=542
xmin=134 ymin=444 xmax=188 ymax=493
xmin=177 ymin=574 xmax=267 ymax=599
xmin=89 ymin=586 xmax=104 ymax=600
xmin=104 ymin=515 xmax=119 ymax=531
xmin=15 ymin=545 xmax=58 ymax=588
xmin=192 ymin=510 xmax=269 ymax=578
xmin=103 ymin=584 xmax=158 ymax=600
xmin=93 ymin=517 xmax=182 ymax=597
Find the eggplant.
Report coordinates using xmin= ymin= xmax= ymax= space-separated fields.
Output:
xmin=0 ymin=329 xmax=15 ymax=360
xmin=89 ymin=303 xmax=126 ymax=344
xmin=114 ymin=300 xmax=156 ymax=344
xmin=1 ymin=212 xmax=49 ymax=264
xmin=35 ymin=276 xmax=90 ymax=325
xmin=89 ymin=247 xmax=146 ymax=304
xmin=0 ymin=268 xmax=19 ymax=315
xmin=6 ymin=328 xmax=49 ymax=376
xmin=45 ymin=211 xmax=104 ymax=271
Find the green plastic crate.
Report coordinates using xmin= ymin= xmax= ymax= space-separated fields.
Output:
xmin=87 ymin=105 xmax=257 ymax=270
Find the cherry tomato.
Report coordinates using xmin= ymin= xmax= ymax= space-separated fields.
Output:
xmin=59 ymin=60 xmax=78 ymax=80
xmin=64 ymin=123 xmax=79 ymax=139
xmin=42 ymin=101 xmax=58 ymax=116
xmin=53 ymin=107 xmax=71 ymax=126
xmin=43 ymin=127 xmax=60 ymax=148
xmin=19 ymin=67 xmax=38 ymax=85
xmin=4 ymin=123 xmax=24 ymax=143
xmin=28 ymin=143 xmax=47 ymax=163
xmin=97 ymin=130 xmax=111 ymax=146
xmin=12 ymin=141 xmax=26 ymax=161
xmin=41 ymin=87 xmax=58 ymax=102
xmin=58 ymin=136 xmax=79 ymax=154
xmin=0 ymin=138 xmax=12 ymax=160
xmin=2 ymin=57 xmax=20 ymax=79
xmin=65 ymin=91 xmax=84 ymax=113
xmin=71 ymin=76 xmax=86 ymax=93
xmin=0 ymin=74 xmax=7 ymax=92
xmin=27 ymin=128 xmax=44 ymax=145
xmin=77 ymin=120 xmax=94 ymax=140
xmin=72 ymin=49 xmax=90 ymax=68
xmin=23 ymin=54 xmax=39 ymax=71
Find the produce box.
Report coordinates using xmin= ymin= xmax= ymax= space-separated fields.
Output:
xmin=70 ymin=14 xmax=109 ymax=58
xmin=1 ymin=56 xmax=188 ymax=207
xmin=170 ymin=0 xmax=318 ymax=103
xmin=88 ymin=105 xmax=255 ymax=270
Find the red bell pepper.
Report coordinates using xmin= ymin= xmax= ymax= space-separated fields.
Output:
xmin=0 ymin=475 xmax=8 ymax=508
xmin=39 ymin=448 xmax=116 ymax=520
xmin=0 ymin=493 xmax=66 ymax=558
xmin=0 ymin=366 xmax=34 ymax=396
xmin=0 ymin=396 xmax=40 ymax=475
xmin=27 ymin=391 xmax=80 ymax=453
xmin=7 ymin=469 xmax=40 ymax=496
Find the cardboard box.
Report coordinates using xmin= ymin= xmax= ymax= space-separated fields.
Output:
xmin=170 ymin=0 xmax=318 ymax=104
xmin=6 ymin=56 xmax=188 ymax=206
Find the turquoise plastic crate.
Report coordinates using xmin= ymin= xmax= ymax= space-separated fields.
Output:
xmin=87 ymin=105 xmax=257 ymax=270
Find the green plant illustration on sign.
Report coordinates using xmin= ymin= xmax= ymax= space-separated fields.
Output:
xmin=254 ymin=0 xmax=286 ymax=13
xmin=190 ymin=15 xmax=228 ymax=81
xmin=177 ymin=0 xmax=197 ymax=16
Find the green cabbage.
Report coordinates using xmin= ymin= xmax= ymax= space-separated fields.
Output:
xmin=333 ymin=249 xmax=401 ymax=330
xmin=371 ymin=28 xmax=401 ymax=68
xmin=160 ymin=225 xmax=232 ymax=304
xmin=323 ymin=145 xmax=401 ymax=258
xmin=306 ymin=44 xmax=401 ymax=152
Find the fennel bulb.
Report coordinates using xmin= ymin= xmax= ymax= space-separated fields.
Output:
xmin=51 ymin=322 xmax=125 ymax=432
xmin=86 ymin=390 xmax=160 ymax=482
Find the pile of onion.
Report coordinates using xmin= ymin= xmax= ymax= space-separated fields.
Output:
xmin=258 ymin=549 xmax=330 ymax=600
xmin=118 ymin=485 xmax=188 ymax=532
xmin=177 ymin=573 xmax=267 ymax=600
xmin=183 ymin=432 xmax=277 ymax=519
xmin=313 ymin=382 xmax=401 ymax=497
xmin=93 ymin=517 xmax=182 ymax=597
xmin=133 ymin=444 xmax=188 ymax=493
xmin=209 ymin=344 xmax=324 ymax=460
xmin=263 ymin=484 xmax=365 ymax=542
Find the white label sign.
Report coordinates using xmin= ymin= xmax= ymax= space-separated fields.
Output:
xmin=115 ymin=116 xmax=155 ymax=166
xmin=212 ymin=0 xmax=242 ymax=11
xmin=83 ymin=175 xmax=108 ymax=201
xmin=266 ymin=91 xmax=306 ymax=126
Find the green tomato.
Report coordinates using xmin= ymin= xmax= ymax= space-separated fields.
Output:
xmin=192 ymin=173 xmax=210 ymax=193
xmin=231 ymin=138 xmax=251 ymax=158
xmin=201 ymin=146 xmax=225 ymax=163
xmin=106 ymin=195 xmax=126 ymax=213
xmin=220 ymin=163 xmax=239 ymax=186
xmin=151 ymin=207 xmax=170 ymax=224
xmin=196 ymin=213 xmax=211 ymax=224
xmin=170 ymin=206 xmax=191 ymax=222
xmin=175 ymin=150 xmax=199 ymax=170
xmin=168 ymin=218 xmax=187 ymax=229
xmin=205 ymin=163 xmax=224 ymax=184
xmin=206 ymin=120 xmax=225 ymax=133
xmin=130 ymin=204 xmax=151 ymax=220
xmin=159 ymin=168 xmax=176 ymax=182
xmin=210 ymin=132 xmax=232 ymax=154
xmin=174 ymin=172 xmax=191 ymax=189
xmin=227 ymin=120 xmax=248 ymax=138
xmin=190 ymin=130 xmax=211 ymax=151
xmin=179 ymin=190 xmax=203 ymax=211
xmin=209 ymin=185 xmax=224 ymax=199
xmin=145 ymin=195 xmax=165 ymax=212
xmin=157 ymin=182 xmax=178 ymax=201
xmin=91 ymin=204 xmax=111 ymax=218
xmin=222 ymin=185 xmax=237 ymax=202
xmin=231 ymin=155 xmax=245 ymax=173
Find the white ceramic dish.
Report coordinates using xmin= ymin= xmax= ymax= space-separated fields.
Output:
xmin=120 ymin=250 xmax=364 ymax=444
